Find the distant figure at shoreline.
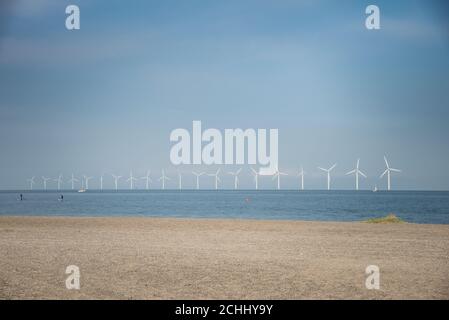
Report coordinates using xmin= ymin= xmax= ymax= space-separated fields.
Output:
xmin=19 ymin=194 xmax=23 ymax=201
xmin=59 ymin=194 xmax=64 ymax=201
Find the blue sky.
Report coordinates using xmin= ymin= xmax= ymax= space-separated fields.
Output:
xmin=0 ymin=0 xmax=448 ymax=190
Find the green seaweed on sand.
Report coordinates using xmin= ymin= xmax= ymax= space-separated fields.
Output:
xmin=365 ymin=214 xmax=405 ymax=224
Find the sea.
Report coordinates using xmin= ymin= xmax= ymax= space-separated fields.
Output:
xmin=1 ymin=190 xmax=448 ymax=224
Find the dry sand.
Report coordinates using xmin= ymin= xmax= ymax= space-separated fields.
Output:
xmin=0 ymin=216 xmax=448 ymax=299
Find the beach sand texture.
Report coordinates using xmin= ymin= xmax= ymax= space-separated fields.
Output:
xmin=0 ymin=216 xmax=448 ymax=299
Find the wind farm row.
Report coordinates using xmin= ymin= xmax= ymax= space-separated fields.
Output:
xmin=25 ymin=156 xmax=401 ymax=191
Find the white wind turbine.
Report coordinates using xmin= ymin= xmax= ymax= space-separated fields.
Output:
xmin=192 ymin=171 xmax=205 ymax=190
xmin=54 ymin=174 xmax=63 ymax=190
xmin=141 ymin=170 xmax=152 ymax=190
xmin=68 ymin=174 xmax=78 ymax=190
xmin=127 ymin=171 xmax=138 ymax=190
xmin=318 ymin=164 xmax=337 ymax=190
xmin=111 ymin=174 xmax=122 ymax=191
xmin=380 ymin=156 xmax=401 ymax=191
xmin=159 ymin=170 xmax=170 ymax=190
xmin=346 ymin=159 xmax=367 ymax=190
xmin=27 ymin=176 xmax=35 ymax=190
xmin=42 ymin=176 xmax=51 ymax=191
xmin=83 ymin=175 xmax=93 ymax=190
xmin=272 ymin=169 xmax=288 ymax=190
xmin=208 ymin=169 xmax=221 ymax=190
xmin=297 ymin=166 xmax=305 ymax=190
xmin=250 ymin=167 xmax=260 ymax=190
xmin=227 ymin=168 xmax=242 ymax=190
xmin=100 ymin=174 xmax=104 ymax=191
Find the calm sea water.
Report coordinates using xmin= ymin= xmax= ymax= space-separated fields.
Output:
xmin=0 ymin=190 xmax=448 ymax=224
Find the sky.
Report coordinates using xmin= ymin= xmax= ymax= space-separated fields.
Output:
xmin=0 ymin=0 xmax=448 ymax=190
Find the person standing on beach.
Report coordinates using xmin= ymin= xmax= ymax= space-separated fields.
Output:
xmin=19 ymin=194 xmax=23 ymax=201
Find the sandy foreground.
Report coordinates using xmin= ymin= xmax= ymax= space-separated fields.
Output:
xmin=0 ymin=216 xmax=448 ymax=299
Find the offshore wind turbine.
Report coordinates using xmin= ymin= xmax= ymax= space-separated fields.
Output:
xmin=227 ymin=168 xmax=242 ymax=190
xmin=297 ymin=166 xmax=305 ymax=190
xmin=99 ymin=174 xmax=104 ymax=191
xmin=83 ymin=175 xmax=93 ymax=190
xmin=272 ymin=169 xmax=288 ymax=190
xmin=141 ymin=170 xmax=152 ymax=190
xmin=27 ymin=176 xmax=35 ymax=190
xmin=208 ymin=169 xmax=221 ymax=190
xmin=54 ymin=174 xmax=63 ymax=190
xmin=158 ymin=170 xmax=170 ymax=190
xmin=111 ymin=174 xmax=122 ymax=191
xmin=192 ymin=171 xmax=205 ymax=190
xmin=127 ymin=171 xmax=138 ymax=190
xmin=380 ymin=156 xmax=401 ymax=191
xmin=68 ymin=174 xmax=78 ymax=190
xmin=318 ymin=163 xmax=337 ymax=190
xmin=346 ymin=159 xmax=367 ymax=190
xmin=42 ymin=176 xmax=51 ymax=191
xmin=250 ymin=167 xmax=260 ymax=190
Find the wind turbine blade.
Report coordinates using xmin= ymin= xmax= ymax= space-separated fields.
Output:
xmin=329 ymin=164 xmax=337 ymax=171
xmin=236 ymin=168 xmax=242 ymax=175
xmin=380 ymin=169 xmax=388 ymax=178
xmin=384 ymin=156 xmax=390 ymax=169
xmin=318 ymin=167 xmax=326 ymax=172
xmin=359 ymin=170 xmax=367 ymax=178
xmin=250 ymin=167 xmax=257 ymax=175
xmin=346 ymin=169 xmax=355 ymax=175
xmin=390 ymin=168 xmax=401 ymax=173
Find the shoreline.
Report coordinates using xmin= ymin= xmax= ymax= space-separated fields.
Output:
xmin=0 ymin=215 xmax=448 ymax=226
xmin=1 ymin=216 xmax=448 ymax=299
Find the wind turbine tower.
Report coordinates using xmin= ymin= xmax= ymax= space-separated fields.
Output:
xmin=227 ymin=168 xmax=242 ymax=190
xmin=54 ymin=174 xmax=63 ymax=190
xmin=83 ymin=175 xmax=93 ymax=190
xmin=318 ymin=164 xmax=337 ymax=190
xmin=380 ymin=156 xmax=401 ymax=191
xmin=141 ymin=170 xmax=152 ymax=190
xmin=208 ymin=169 xmax=221 ymax=190
xmin=111 ymin=174 xmax=122 ymax=191
xmin=346 ymin=159 xmax=367 ymax=190
xmin=68 ymin=174 xmax=78 ymax=190
xmin=27 ymin=176 xmax=35 ymax=190
xmin=192 ymin=171 xmax=205 ymax=190
xmin=250 ymin=168 xmax=260 ymax=190
xmin=158 ymin=170 xmax=170 ymax=190
xmin=42 ymin=176 xmax=51 ymax=191
xmin=297 ymin=167 xmax=305 ymax=190
xmin=127 ymin=171 xmax=138 ymax=190
xmin=272 ymin=169 xmax=288 ymax=190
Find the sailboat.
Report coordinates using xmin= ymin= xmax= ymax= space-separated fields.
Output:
xmin=78 ymin=177 xmax=86 ymax=193
xmin=373 ymin=185 xmax=378 ymax=192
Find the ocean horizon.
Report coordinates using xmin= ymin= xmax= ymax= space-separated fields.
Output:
xmin=1 ymin=190 xmax=448 ymax=224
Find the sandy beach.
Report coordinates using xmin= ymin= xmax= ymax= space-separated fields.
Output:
xmin=0 ymin=216 xmax=448 ymax=299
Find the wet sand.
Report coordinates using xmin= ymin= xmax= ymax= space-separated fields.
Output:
xmin=0 ymin=216 xmax=448 ymax=299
